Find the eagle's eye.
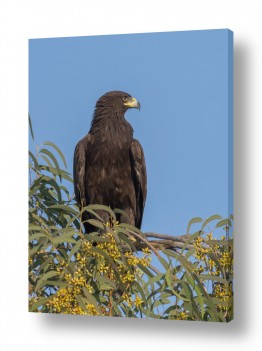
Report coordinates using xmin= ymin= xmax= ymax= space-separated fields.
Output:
xmin=122 ymin=96 xmax=128 ymax=102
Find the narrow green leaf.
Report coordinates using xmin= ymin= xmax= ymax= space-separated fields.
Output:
xmin=43 ymin=141 xmax=67 ymax=168
xmin=114 ymin=208 xmax=130 ymax=222
xmin=206 ymin=239 xmax=233 ymax=247
xmin=82 ymin=288 xmax=102 ymax=314
xmin=75 ymin=295 xmax=90 ymax=314
xmin=201 ymin=214 xmax=222 ymax=230
xmin=68 ymin=239 xmax=82 ymax=261
xmin=117 ymin=232 xmax=137 ymax=252
xmin=29 ymin=114 xmax=34 ymax=141
xmin=87 ymin=219 xmax=104 ymax=230
xmin=39 ymin=148 xmax=60 ymax=170
xmin=96 ymin=274 xmax=116 ymax=290
xmin=40 ymin=154 xmax=55 ymax=174
xmin=29 ymin=233 xmax=49 ymax=242
xmin=184 ymin=272 xmax=205 ymax=319
xmin=87 ymin=204 xmax=116 ymax=221
xmin=29 ymin=297 xmax=50 ymax=312
xmin=81 ymin=206 xmax=104 ymax=222
xmin=158 ymin=255 xmax=170 ymax=270
xmin=137 ymin=264 xmax=155 ymax=280
xmin=53 ymin=236 xmax=76 ymax=245
xmin=163 ymin=249 xmax=221 ymax=321
xmin=35 ymin=271 xmax=58 ymax=291
xmin=49 ymin=204 xmax=78 ymax=215
xmin=185 ymin=247 xmax=196 ymax=259
xmin=165 ymin=268 xmax=190 ymax=302
xmin=145 ymin=273 xmax=165 ymax=288
xmin=118 ymin=223 xmax=146 ymax=238
xmin=29 ymin=151 xmax=39 ymax=171
xmin=198 ymin=274 xmax=229 ymax=284
xmin=215 ymin=219 xmax=232 ymax=228
xmin=44 ymin=280 xmax=68 ymax=288
xmin=187 ymin=217 xmax=203 ymax=234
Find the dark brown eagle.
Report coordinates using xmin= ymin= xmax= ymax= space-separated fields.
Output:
xmin=73 ymin=91 xmax=147 ymax=233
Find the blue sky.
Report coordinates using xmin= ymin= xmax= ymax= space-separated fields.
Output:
xmin=29 ymin=29 xmax=233 ymax=236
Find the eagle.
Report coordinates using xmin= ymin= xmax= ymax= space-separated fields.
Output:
xmin=73 ymin=91 xmax=147 ymax=233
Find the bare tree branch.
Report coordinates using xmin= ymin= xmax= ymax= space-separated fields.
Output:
xmin=138 ymin=232 xmax=210 ymax=252
xmin=138 ymin=231 xmax=232 ymax=253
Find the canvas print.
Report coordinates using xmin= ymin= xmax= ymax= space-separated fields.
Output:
xmin=28 ymin=29 xmax=233 ymax=321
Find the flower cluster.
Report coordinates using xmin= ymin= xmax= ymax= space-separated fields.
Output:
xmin=43 ymin=221 xmax=152 ymax=316
xmin=46 ymin=268 xmax=96 ymax=315
xmin=193 ymin=232 xmax=233 ymax=319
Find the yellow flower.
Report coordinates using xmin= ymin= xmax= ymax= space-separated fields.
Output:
xmin=207 ymin=233 xmax=213 ymax=240
xmin=134 ymin=295 xmax=143 ymax=308
xmin=142 ymin=247 xmax=151 ymax=254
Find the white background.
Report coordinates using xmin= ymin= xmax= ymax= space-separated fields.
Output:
xmin=0 ymin=0 xmax=261 ymax=350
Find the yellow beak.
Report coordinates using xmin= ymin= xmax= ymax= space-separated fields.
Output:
xmin=124 ymin=97 xmax=141 ymax=110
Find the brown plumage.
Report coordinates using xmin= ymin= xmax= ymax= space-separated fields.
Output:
xmin=73 ymin=91 xmax=147 ymax=233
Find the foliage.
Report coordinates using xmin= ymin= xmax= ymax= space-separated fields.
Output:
xmin=28 ymin=118 xmax=233 ymax=321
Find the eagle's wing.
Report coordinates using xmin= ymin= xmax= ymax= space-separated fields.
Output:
xmin=130 ymin=139 xmax=147 ymax=229
xmin=73 ymin=134 xmax=91 ymax=209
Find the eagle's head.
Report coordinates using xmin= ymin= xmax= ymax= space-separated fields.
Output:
xmin=95 ymin=91 xmax=141 ymax=116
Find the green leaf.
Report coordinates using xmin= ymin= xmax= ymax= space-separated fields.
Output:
xmin=38 ymin=256 xmax=54 ymax=273
xmin=44 ymin=280 xmax=68 ymax=288
xmin=39 ymin=149 xmax=60 ymax=172
xmin=31 ymin=213 xmax=48 ymax=229
xmin=185 ymin=247 xmax=196 ymax=259
xmin=114 ymin=208 xmax=130 ymax=222
xmin=35 ymin=271 xmax=58 ymax=291
xmin=49 ymin=204 xmax=78 ymax=215
xmin=165 ymin=268 xmax=190 ymax=302
xmin=140 ymin=306 xmax=161 ymax=319
xmin=162 ymin=305 xmax=179 ymax=317
xmin=68 ymin=239 xmax=82 ymax=261
xmin=91 ymin=247 xmax=115 ymax=266
xmin=190 ymin=271 xmax=224 ymax=322
xmin=158 ymin=255 xmax=170 ymax=270
xmin=29 ymin=151 xmax=39 ymax=171
xmin=201 ymin=214 xmax=222 ymax=230
xmin=43 ymin=141 xmax=67 ymax=168
xmin=82 ymin=288 xmax=102 ymax=314
xmin=184 ymin=272 xmax=205 ymax=319
xmin=117 ymin=232 xmax=137 ymax=252
xmin=198 ymin=274 xmax=229 ymax=284
xmin=145 ymin=273 xmax=165 ymax=288
xmin=87 ymin=204 xmax=116 ymax=221
xmin=29 ymin=297 xmax=50 ymax=312
xmin=75 ymin=295 xmax=90 ymax=314
xmin=53 ymin=227 xmax=79 ymax=236
xmin=163 ymin=249 xmax=222 ymax=321
xmin=91 ymin=247 xmax=125 ymax=292
xmin=215 ymin=219 xmax=232 ymax=228
xmin=118 ymin=222 xmax=146 ymax=238
xmin=81 ymin=206 xmax=104 ymax=222
xmin=163 ymin=249 xmax=194 ymax=271
xmin=96 ymin=274 xmax=116 ymax=290
xmin=206 ymin=239 xmax=233 ymax=247
xmin=40 ymin=155 xmax=55 ymax=174
xmin=87 ymin=219 xmax=104 ymax=230
xmin=29 ymin=114 xmax=34 ymax=141
xmin=187 ymin=217 xmax=203 ymax=234
xmin=137 ymin=264 xmax=155 ymax=280
xmin=29 ymin=233 xmax=49 ymax=242
xmin=34 ymin=176 xmax=62 ymax=202
xmin=53 ymin=236 xmax=76 ymax=245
